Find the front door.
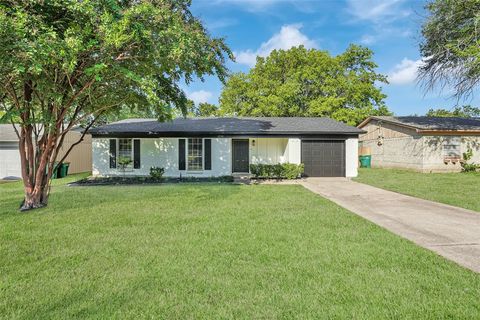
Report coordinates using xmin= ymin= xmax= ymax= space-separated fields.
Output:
xmin=232 ymin=139 xmax=249 ymax=173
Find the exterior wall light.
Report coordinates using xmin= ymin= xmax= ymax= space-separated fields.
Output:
xmin=377 ymin=135 xmax=384 ymax=146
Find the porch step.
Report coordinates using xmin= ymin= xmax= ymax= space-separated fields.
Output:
xmin=233 ymin=174 xmax=252 ymax=184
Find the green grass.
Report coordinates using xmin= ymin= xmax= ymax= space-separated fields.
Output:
xmin=1 ymin=175 xmax=479 ymax=319
xmin=354 ymin=168 xmax=480 ymax=212
xmin=0 ymin=180 xmax=17 ymax=184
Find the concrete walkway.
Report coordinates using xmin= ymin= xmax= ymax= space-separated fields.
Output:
xmin=302 ymin=178 xmax=480 ymax=273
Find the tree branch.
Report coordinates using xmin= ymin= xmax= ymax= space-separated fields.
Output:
xmin=56 ymin=117 xmax=98 ymax=166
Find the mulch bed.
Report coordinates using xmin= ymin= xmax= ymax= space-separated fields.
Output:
xmin=69 ymin=176 xmax=234 ymax=186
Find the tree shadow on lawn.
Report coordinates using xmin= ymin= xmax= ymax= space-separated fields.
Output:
xmin=0 ymin=182 xmax=252 ymax=217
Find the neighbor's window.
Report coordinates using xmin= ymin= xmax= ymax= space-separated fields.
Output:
xmin=442 ymin=137 xmax=461 ymax=159
xmin=118 ymin=138 xmax=133 ymax=165
xmin=188 ymin=138 xmax=203 ymax=171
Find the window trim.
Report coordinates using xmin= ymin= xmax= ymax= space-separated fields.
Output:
xmin=117 ymin=138 xmax=134 ymax=171
xmin=187 ymin=138 xmax=204 ymax=172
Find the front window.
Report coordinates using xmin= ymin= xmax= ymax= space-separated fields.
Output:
xmin=118 ymin=138 xmax=133 ymax=167
xmin=442 ymin=137 xmax=461 ymax=160
xmin=188 ymin=138 xmax=203 ymax=171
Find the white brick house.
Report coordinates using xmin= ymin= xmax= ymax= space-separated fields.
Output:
xmin=89 ymin=117 xmax=362 ymax=178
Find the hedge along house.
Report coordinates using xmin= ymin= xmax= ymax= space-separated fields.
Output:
xmin=89 ymin=117 xmax=363 ymax=178
xmin=357 ymin=116 xmax=480 ymax=172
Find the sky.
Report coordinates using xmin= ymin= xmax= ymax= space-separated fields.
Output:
xmin=183 ymin=0 xmax=479 ymax=116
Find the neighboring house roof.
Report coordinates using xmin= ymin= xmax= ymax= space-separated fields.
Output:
xmin=0 ymin=124 xmax=20 ymax=142
xmin=89 ymin=117 xmax=364 ymax=137
xmin=0 ymin=124 xmax=87 ymax=142
xmin=358 ymin=116 xmax=480 ymax=133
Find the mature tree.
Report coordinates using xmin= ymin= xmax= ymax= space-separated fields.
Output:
xmin=0 ymin=0 xmax=232 ymax=210
xmin=98 ymin=104 xmax=168 ymax=124
xmin=185 ymin=101 xmax=218 ymax=117
xmin=426 ymin=105 xmax=480 ymax=118
xmin=419 ymin=0 xmax=480 ymax=98
xmin=192 ymin=102 xmax=219 ymax=117
xmin=219 ymin=45 xmax=390 ymax=125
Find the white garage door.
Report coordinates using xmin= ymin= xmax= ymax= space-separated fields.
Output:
xmin=0 ymin=142 xmax=21 ymax=179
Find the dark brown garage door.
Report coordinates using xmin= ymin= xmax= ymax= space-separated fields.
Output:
xmin=301 ymin=140 xmax=345 ymax=177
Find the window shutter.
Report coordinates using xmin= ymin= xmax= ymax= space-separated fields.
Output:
xmin=109 ymin=139 xmax=116 ymax=168
xmin=133 ymin=139 xmax=141 ymax=169
xmin=204 ymin=139 xmax=212 ymax=170
xmin=179 ymin=139 xmax=186 ymax=170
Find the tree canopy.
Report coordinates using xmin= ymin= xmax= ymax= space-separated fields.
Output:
xmin=219 ymin=45 xmax=390 ymax=125
xmin=419 ymin=0 xmax=480 ymax=98
xmin=425 ymin=105 xmax=480 ymax=118
xmin=190 ymin=102 xmax=219 ymax=117
xmin=0 ymin=0 xmax=232 ymax=210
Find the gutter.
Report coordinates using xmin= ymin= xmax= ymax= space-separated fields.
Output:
xmin=90 ymin=131 xmax=364 ymax=138
xmin=417 ymin=129 xmax=480 ymax=135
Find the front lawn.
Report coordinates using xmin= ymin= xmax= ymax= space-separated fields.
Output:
xmin=355 ymin=168 xmax=480 ymax=212
xmin=1 ymin=176 xmax=479 ymax=318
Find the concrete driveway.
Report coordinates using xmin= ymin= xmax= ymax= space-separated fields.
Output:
xmin=302 ymin=178 xmax=480 ymax=273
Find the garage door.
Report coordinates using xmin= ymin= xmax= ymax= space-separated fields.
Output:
xmin=0 ymin=142 xmax=21 ymax=179
xmin=301 ymin=140 xmax=345 ymax=177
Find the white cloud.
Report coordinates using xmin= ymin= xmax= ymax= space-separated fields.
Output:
xmin=347 ymin=0 xmax=410 ymax=22
xmin=359 ymin=34 xmax=376 ymax=45
xmin=187 ymin=90 xmax=212 ymax=105
xmin=359 ymin=28 xmax=411 ymax=45
xmin=388 ymin=58 xmax=424 ymax=85
xmin=348 ymin=0 xmax=412 ymax=45
xmin=235 ymin=24 xmax=317 ymax=67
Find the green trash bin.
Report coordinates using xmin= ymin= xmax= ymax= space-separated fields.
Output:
xmin=57 ymin=162 xmax=70 ymax=178
xmin=359 ymin=155 xmax=372 ymax=168
xmin=46 ymin=162 xmax=59 ymax=179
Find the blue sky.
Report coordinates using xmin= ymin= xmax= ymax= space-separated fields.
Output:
xmin=183 ymin=0 xmax=479 ymax=116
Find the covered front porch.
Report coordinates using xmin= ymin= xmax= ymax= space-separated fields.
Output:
xmin=231 ymin=138 xmax=301 ymax=173
xmin=233 ymin=137 xmax=357 ymax=178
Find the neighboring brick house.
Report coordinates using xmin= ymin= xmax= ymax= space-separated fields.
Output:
xmin=357 ymin=116 xmax=480 ymax=172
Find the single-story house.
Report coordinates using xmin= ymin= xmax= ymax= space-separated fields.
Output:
xmin=357 ymin=116 xmax=480 ymax=172
xmin=89 ymin=117 xmax=363 ymax=178
xmin=0 ymin=124 xmax=92 ymax=179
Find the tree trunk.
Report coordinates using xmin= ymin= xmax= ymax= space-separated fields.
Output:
xmin=20 ymin=157 xmax=51 ymax=211
xmin=19 ymin=125 xmax=57 ymax=211
xmin=21 ymin=186 xmax=48 ymax=211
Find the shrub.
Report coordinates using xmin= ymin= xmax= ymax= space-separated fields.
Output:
xmin=118 ymin=157 xmax=133 ymax=178
xmin=462 ymin=163 xmax=478 ymax=172
xmin=149 ymin=167 xmax=165 ymax=180
xmin=249 ymin=163 xmax=304 ymax=179
xmin=461 ymin=148 xmax=479 ymax=173
xmin=282 ymin=163 xmax=305 ymax=179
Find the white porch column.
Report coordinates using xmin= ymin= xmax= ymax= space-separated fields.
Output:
xmin=345 ymin=138 xmax=358 ymax=177
xmin=286 ymin=138 xmax=301 ymax=164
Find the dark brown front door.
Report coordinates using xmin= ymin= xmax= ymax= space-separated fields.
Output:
xmin=232 ymin=139 xmax=249 ymax=173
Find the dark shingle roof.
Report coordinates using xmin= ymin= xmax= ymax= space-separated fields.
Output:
xmin=89 ymin=117 xmax=363 ymax=137
xmin=363 ymin=116 xmax=480 ymax=131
